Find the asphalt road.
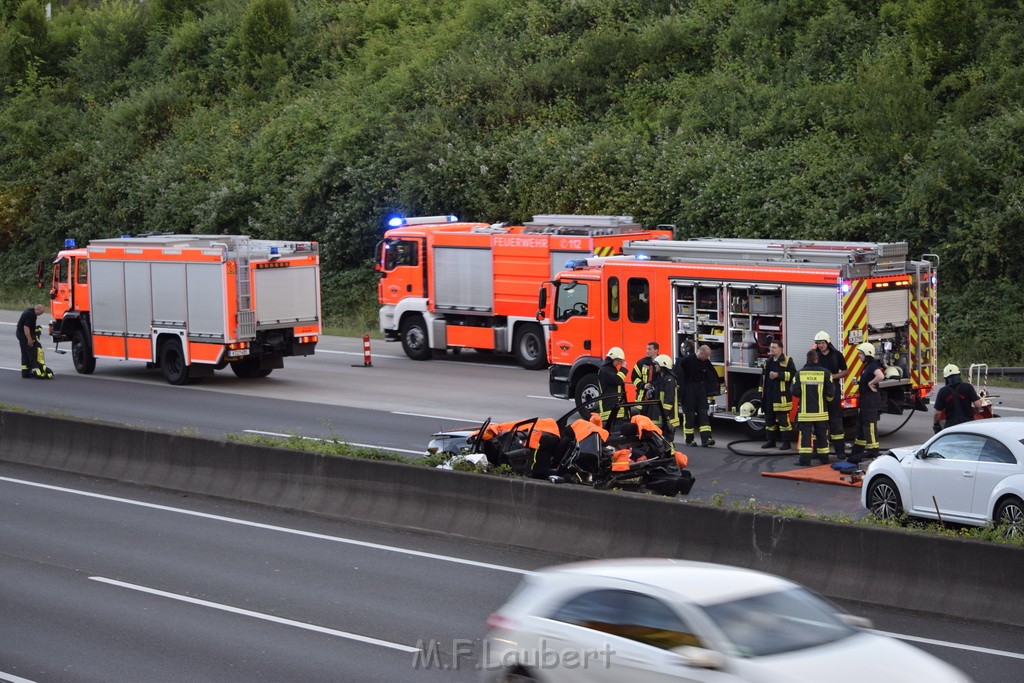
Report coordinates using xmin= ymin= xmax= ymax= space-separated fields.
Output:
xmin=3 ymin=310 xmax=1024 ymax=517
xmin=1 ymin=463 xmax=1021 ymax=683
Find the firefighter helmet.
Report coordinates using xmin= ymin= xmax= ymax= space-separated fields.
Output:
xmin=856 ymin=342 xmax=876 ymax=357
xmin=814 ymin=331 xmax=831 ymax=343
xmin=739 ymin=402 xmax=758 ymax=418
xmin=884 ymin=366 xmax=902 ymax=379
xmin=943 ymin=363 xmax=960 ymax=379
xmin=606 ymin=346 xmax=625 ymax=361
xmin=654 ymin=354 xmax=673 ymax=369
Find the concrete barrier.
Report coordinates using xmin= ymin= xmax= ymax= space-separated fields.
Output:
xmin=3 ymin=409 xmax=1022 ymax=626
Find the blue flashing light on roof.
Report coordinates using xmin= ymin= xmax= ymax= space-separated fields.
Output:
xmin=564 ymin=259 xmax=588 ymax=270
xmin=447 ymin=215 xmax=458 ymax=222
xmin=270 ymin=246 xmax=279 ymax=255
xmin=64 ymin=238 xmax=76 ymax=248
xmin=634 ymin=253 xmax=651 ymax=260
xmin=120 ymin=234 xmax=132 ymax=239
xmin=387 ymin=216 xmax=404 ymax=228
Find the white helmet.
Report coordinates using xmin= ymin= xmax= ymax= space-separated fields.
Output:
xmin=739 ymin=402 xmax=758 ymax=418
xmin=654 ymin=354 xmax=673 ymax=369
xmin=943 ymin=363 xmax=960 ymax=379
xmin=814 ymin=331 xmax=831 ymax=343
xmin=856 ymin=342 xmax=876 ymax=357
xmin=606 ymin=346 xmax=625 ymax=361
xmin=884 ymin=366 xmax=902 ymax=379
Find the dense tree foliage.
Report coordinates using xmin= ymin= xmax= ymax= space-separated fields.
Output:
xmin=0 ymin=0 xmax=1021 ymax=362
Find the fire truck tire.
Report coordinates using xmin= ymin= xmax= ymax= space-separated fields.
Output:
xmin=400 ymin=315 xmax=432 ymax=360
xmin=738 ymin=388 xmax=766 ymax=438
xmin=231 ymin=357 xmax=273 ymax=379
xmin=574 ymin=372 xmax=601 ymax=418
xmin=71 ymin=330 xmax=96 ymax=375
xmin=160 ymin=339 xmax=193 ymax=385
xmin=513 ymin=324 xmax=547 ymax=370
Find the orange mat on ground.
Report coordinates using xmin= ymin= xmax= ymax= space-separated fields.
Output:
xmin=761 ymin=463 xmax=863 ymax=488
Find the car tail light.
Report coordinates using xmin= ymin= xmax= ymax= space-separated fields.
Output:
xmin=486 ymin=613 xmax=516 ymax=631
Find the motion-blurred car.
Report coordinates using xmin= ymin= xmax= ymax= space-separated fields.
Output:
xmin=862 ymin=417 xmax=1024 ymax=536
xmin=482 ymin=559 xmax=971 ymax=683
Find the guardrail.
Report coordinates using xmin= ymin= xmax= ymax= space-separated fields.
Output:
xmin=2 ymin=409 xmax=1022 ymax=627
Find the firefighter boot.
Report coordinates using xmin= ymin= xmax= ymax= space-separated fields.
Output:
xmin=21 ymin=365 xmax=31 ymax=378
xmin=779 ymin=441 xmax=791 ymax=451
xmin=702 ymin=436 xmax=715 ymax=447
xmin=833 ymin=440 xmax=846 ymax=458
xmin=761 ymin=441 xmax=777 ymax=449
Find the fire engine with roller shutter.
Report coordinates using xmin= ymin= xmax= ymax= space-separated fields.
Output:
xmin=543 ymin=238 xmax=938 ymax=434
xmin=376 ymin=215 xmax=671 ymax=369
xmin=43 ymin=234 xmax=321 ymax=385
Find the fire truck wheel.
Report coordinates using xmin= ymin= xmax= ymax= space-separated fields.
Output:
xmin=738 ymin=388 xmax=766 ymax=438
xmin=71 ymin=330 xmax=96 ymax=375
xmin=574 ymin=372 xmax=601 ymax=418
xmin=513 ymin=324 xmax=547 ymax=370
xmin=160 ymin=339 xmax=192 ymax=385
xmin=400 ymin=314 xmax=432 ymax=360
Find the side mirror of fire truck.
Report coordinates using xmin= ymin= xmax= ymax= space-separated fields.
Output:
xmin=35 ymin=259 xmax=45 ymax=288
xmin=536 ymin=284 xmax=548 ymax=321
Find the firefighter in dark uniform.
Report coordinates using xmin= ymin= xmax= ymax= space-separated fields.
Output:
xmin=597 ymin=346 xmax=627 ymax=422
xmin=813 ymin=331 xmax=850 ymax=456
xmin=675 ymin=344 xmax=720 ymax=447
xmin=650 ymin=354 xmax=680 ymax=441
xmin=630 ymin=341 xmax=659 ymax=401
xmin=848 ymin=342 xmax=885 ymax=464
xmin=933 ymin=364 xmax=983 ymax=432
xmin=792 ymin=349 xmax=833 ymax=465
xmin=16 ymin=304 xmax=46 ymax=379
xmin=760 ymin=340 xmax=796 ymax=450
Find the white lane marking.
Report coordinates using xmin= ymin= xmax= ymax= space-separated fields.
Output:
xmin=241 ymin=429 xmax=423 ymax=455
xmin=870 ymin=629 xmax=1024 ymax=660
xmin=527 ymin=395 xmax=565 ymax=401
xmin=0 ymin=321 xmax=14 ymax=325
xmin=89 ymin=576 xmax=419 ymax=653
xmin=0 ymin=670 xmax=37 ymax=683
xmin=0 ymin=476 xmax=529 ymax=575
xmin=995 ymin=406 xmax=1024 ymax=412
xmin=391 ymin=411 xmax=481 ymax=423
xmin=316 ymin=349 xmax=406 ymax=360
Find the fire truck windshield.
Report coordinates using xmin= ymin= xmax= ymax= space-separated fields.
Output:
xmin=382 ymin=239 xmax=418 ymax=271
xmin=554 ymin=280 xmax=589 ymax=322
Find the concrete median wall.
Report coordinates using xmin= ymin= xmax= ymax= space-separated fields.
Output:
xmin=2 ymin=409 xmax=1022 ymax=627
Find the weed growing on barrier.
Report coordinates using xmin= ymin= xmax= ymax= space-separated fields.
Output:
xmin=227 ymin=432 xmax=408 ymax=463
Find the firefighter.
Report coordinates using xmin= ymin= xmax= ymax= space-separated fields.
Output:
xmin=16 ymin=304 xmax=46 ymax=379
xmin=597 ymin=347 xmax=627 ymax=421
xmin=813 ymin=331 xmax=850 ymax=456
xmin=792 ymin=349 xmax=833 ymax=465
xmin=650 ymin=354 xmax=680 ymax=441
xmin=848 ymin=342 xmax=885 ymax=464
xmin=631 ymin=341 xmax=659 ymax=401
xmin=675 ymin=344 xmax=720 ymax=447
xmin=760 ymin=340 xmax=796 ymax=450
xmin=933 ymin=364 xmax=983 ymax=432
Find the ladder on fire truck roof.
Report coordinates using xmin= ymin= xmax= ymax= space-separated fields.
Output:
xmin=522 ymin=214 xmax=647 ymax=235
xmin=621 ymin=238 xmax=910 ymax=273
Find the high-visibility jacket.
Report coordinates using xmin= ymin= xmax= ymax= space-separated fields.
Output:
xmin=525 ymin=417 xmax=561 ymax=449
xmin=630 ymin=413 xmax=663 ymax=439
xmin=792 ymin=363 xmax=833 ymax=422
xmin=631 ymin=356 xmax=655 ymax=399
xmin=611 ymin=448 xmax=632 ymax=472
xmin=571 ymin=418 xmax=610 ymax=443
xmin=761 ymin=354 xmax=796 ymax=410
xmin=597 ymin=359 xmax=627 ymax=420
xmin=652 ymin=371 xmax=680 ymax=428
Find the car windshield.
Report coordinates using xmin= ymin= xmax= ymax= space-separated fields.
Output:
xmin=699 ymin=588 xmax=855 ymax=657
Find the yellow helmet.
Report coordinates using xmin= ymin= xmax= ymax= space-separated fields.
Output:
xmin=654 ymin=354 xmax=673 ymax=369
xmin=856 ymin=342 xmax=876 ymax=357
xmin=606 ymin=346 xmax=625 ymax=361
xmin=943 ymin=363 xmax=960 ymax=378
xmin=739 ymin=402 xmax=758 ymax=418
xmin=814 ymin=331 xmax=831 ymax=343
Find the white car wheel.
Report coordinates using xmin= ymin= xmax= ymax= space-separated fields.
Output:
xmin=996 ymin=496 xmax=1024 ymax=537
xmin=867 ymin=476 xmax=903 ymax=520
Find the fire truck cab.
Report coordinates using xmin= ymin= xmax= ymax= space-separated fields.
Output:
xmin=377 ymin=215 xmax=671 ymax=369
xmin=546 ymin=238 xmax=938 ymax=433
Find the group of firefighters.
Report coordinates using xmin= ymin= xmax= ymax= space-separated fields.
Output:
xmin=594 ymin=330 xmax=983 ymax=468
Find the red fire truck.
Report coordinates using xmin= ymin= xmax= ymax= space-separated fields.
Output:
xmin=44 ymin=234 xmax=321 ymax=384
xmin=544 ymin=238 xmax=938 ymax=431
xmin=377 ymin=215 xmax=671 ymax=369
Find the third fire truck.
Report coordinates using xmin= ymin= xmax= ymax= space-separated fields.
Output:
xmin=377 ymin=215 xmax=670 ymax=369
xmin=545 ymin=238 xmax=938 ymax=432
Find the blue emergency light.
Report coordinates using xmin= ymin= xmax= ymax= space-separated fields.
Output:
xmin=447 ymin=215 xmax=458 ymax=222
xmin=633 ymin=253 xmax=651 ymax=260
xmin=564 ymin=259 xmax=588 ymax=269
xmin=64 ymin=238 xmax=76 ymax=248
xmin=387 ymin=216 xmax=404 ymax=227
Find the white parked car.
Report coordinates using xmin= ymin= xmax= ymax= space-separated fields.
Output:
xmin=482 ymin=559 xmax=971 ymax=682
xmin=862 ymin=417 xmax=1024 ymax=535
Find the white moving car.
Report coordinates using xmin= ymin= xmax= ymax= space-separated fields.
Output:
xmin=482 ymin=559 xmax=971 ymax=682
xmin=862 ymin=417 xmax=1024 ymax=535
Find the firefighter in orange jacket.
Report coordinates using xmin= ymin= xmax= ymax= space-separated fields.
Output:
xmin=760 ymin=340 xmax=796 ymax=450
